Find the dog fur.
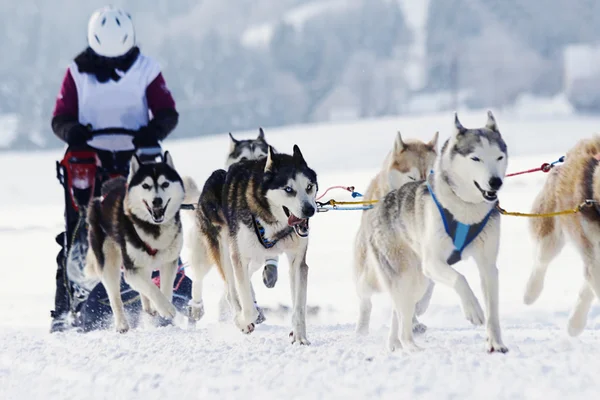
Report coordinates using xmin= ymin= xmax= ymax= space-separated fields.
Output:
xmin=524 ymin=135 xmax=600 ymax=336
xmin=84 ymin=152 xmax=185 ymax=333
xmin=354 ymin=111 xmax=509 ymax=353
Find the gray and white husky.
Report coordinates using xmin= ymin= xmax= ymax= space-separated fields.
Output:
xmin=84 ymin=152 xmax=186 ymax=333
xmin=354 ymin=111 xmax=509 ymax=353
xmin=225 ymin=128 xmax=270 ymax=167
xmin=186 ymin=145 xmax=318 ymax=343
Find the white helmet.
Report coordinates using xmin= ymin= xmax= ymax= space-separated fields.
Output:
xmin=87 ymin=6 xmax=135 ymax=58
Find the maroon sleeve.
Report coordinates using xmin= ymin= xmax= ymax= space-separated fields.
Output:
xmin=146 ymin=73 xmax=176 ymax=114
xmin=52 ymin=68 xmax=78 ymax=117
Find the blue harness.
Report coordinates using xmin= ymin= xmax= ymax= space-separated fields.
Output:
xmin=426 ymin=181 xmax=496 ymax=265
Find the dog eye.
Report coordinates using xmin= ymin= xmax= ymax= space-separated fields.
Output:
xmin=284 ymin=186 xmax=293 ymax=193
xmin=497 ymin=156 xmax=504 ymax=161
xmin=142 ymin=183 xmax=151 ymax=190
xmin=161 ymin=182 xmax=170 ymax=189
xmin=240 ymin=157 xmax=247 ymax=161
xmin=408 ymin=177 xmax=416 ymax=181
xmin=471 ymin=156 xmax=481 ymax=162
xmin=306 ymin=184 xmax=313 ymax=191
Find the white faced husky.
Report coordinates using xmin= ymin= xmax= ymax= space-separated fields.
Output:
xmin=187 ymin=145 xmax=318 ymax=343
xmin=355 ymin=111 xmax=509 ymax=353
xmin=182 ymin=128 xmax=279 ymax=324
xmin=84 ymin=152 xmax=186 ymax=333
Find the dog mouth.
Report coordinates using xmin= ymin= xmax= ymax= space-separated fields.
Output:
xmin=283 ymin=206 xmax=310 ymax=238
xmin=144 ymin=199 xmax=171 ymax=223
xmin=473 ymin=181 xmax=498 ymax=202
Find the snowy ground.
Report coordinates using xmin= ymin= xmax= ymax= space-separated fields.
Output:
xmin=2 ymin=110 xmax=600 ymax=399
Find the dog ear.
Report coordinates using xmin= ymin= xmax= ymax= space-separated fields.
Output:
xmin=454 ymin=112 xmax=467 ymax=136
xmin=485 ymin=110 xmax=499 ymax=132
xmin=428 ymin=131 xmax=439 ymax=150
xmin=164 ymin=151 xmax=175 ymax=169
xmin=264 ymin=145 xmax=275 ymax=173
xmin=257 ymin=127 xmax=265 ymax=141
xmin=393 ymin=131 xmax=405 ymax=154
xmin=130 ymin=154 xmax=141 ymax=175
xmin=228 ymin=132 xmax=238 ymax=152
xmin=293 ymin=144 xmax=307 ymax=167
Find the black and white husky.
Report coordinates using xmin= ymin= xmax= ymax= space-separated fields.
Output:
xmin=84 ymin=152 xmax=186 ymax=333
xmin=186 ymin=145 xmax=318 ymax=343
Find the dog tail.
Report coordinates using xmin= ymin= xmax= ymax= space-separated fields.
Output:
xmin=182 ymin=176 xmax=201 ymax=209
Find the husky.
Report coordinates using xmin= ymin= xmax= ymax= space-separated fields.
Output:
xmin=225 ymin=128 xmax=270 ymax=167
xmin=354 ymin=111 xmax=509 ymax=353
xmin=524 ymin=135 xmax=600 ymax=336
xmin=186 ymin=145 xmax=317 ymax=343
xmin=354 ymin=130 xmax=439 ymax=336
xmin=183 ymin=128 xmax=280 ymax=324
xmin=84 ymin=152 xmax=186 ymax=333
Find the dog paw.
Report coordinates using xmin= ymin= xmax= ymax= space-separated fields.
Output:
xmin=387 ymin=337 xmax=402 ymax=352
xmin=187 ymin=300 xmax=205 ymax=322
xmin=235 ymin=311 xmax=257 ymax=334
xmin=289 ymin=331 xmax=311 ymax=345
xmin=412 ymin=322 xmax=427 ymax=335
xmin=567 ymin=314 xmax=586 ymax=337
xmin=523 ymin=275 xmax=544 ymax=305
xmin=355 ymin=325 xmax=369 ymax=336
xmin=255 ymin=306 xmax=266 ymax=325
xmin=401 ymin=340 xmax=423 ymax=353
xmin=115 ymin=319 xmax=130 ymax=334
xmin=486 ymin=338 xmax=509 ymax=354
xmin=157 ymin=303 xmax=177 ymax=321
xmin=462 ymin=295 xmax=485 ymax=326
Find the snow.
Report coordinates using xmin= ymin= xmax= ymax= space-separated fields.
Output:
xmin=2 ymin=110 xmax=600 ymax=399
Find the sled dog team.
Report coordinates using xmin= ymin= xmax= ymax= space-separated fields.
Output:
xmin=84 ymin=110 xmax=600 ymax=353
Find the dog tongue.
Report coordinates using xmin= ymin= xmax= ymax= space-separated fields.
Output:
xmin=288 ymin=214 xmax=304 ymax=226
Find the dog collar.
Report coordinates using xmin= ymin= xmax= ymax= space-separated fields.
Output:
xmin=426 ymin=180 xmax=495 ymax=265
xmin=143 ymin=242 xmax=158 ymax=256
xmin=253 ymin=217 xmax=278 ymax=249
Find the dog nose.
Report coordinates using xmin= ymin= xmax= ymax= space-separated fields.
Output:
xmin=488 ymin=177 xmax=503 ymax=191
xmin=152 ymin=197 xmax=163 ymax=208
xmin=302 ymin=204 xmax=315 ymax=218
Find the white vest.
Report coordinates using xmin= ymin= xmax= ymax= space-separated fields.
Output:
xmin=70 ymin=54 xmax=161 ymax=152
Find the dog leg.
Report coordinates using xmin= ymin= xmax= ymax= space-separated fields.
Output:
xmin=356 ymin=295 xmax=372 ymax=336
xmin=287 ymin=251 xmax=310 ymax=345
xmin=423 ymin=255 xmax=484 ymax=326
xmin=187 ymin=242 xmax=214 ymax=323
xmin=524 ymin=227 xmax=564 ymax=305
xmin=229 ymin=244 xmax=258 ymax=334
xmin=568 ymin=281 xmax=594 ymax=337
xmin=124 ymin=269 xmax=176 ymax=321
xmin=475 ymin=260 xmax=508 ymax=353
xmin=159 ymin=260 xmax=178 ymax=304
xmin=140 ymin=294 xmax=156 ymax=316
xmin=387 ymin=311 xmax=402 ymax=351
xmin=101 ymin=262 xmax=130 ymax=333
xmin=412 ymin=279 xmax=434 ymax=334
xmin=388 ymin=278 xmax=422 ymax=352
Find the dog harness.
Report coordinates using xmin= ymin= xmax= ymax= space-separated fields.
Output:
xmin=426 ymin=181 xmax=495 ymax=265
xmin=253 ymin=217 xmax=278 ymax=249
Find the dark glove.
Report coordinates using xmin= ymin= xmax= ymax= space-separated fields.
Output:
xmin=65 ymin=124 xmax=92 ymax=147
xmin=132 ymin=126 xmax=160 ymax=149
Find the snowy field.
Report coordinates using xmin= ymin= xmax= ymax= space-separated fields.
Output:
xmin=2 ymin=110 xmax=600 ymax=399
